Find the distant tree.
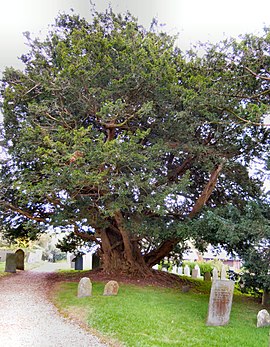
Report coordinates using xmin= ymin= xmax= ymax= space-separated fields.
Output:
xmin=192 ymin=200 xmax=270 ymax=304
xmin=0 ymin=9 xmax=270 ymax=275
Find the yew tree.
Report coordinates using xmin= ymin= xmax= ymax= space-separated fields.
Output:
xmin=0 ymin=10 xmax=270 ymax=275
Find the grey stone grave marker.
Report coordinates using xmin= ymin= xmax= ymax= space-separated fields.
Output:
xmin=184 ymin=265 xmax=191 ymax=277
xmin=178 ymin=266 xmax=183 ymax=275
xmin=192 ymin=268 xmax=198 ymax=279
xmin=15 ymin=249 xmax=25 ymax=270
xmin=5 ymin=253 xmax=17 ymax=273
xmin=77 ymin=277 xmax=92 ymax=298
xmin=257 ymin=309 xmax=270 ymax=328
xmin=103 ymin=280 xmax=119 ymax=296
xmin=206 ymin=279 xmax=234 ymax=326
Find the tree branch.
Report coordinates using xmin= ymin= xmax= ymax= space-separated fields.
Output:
xmin=188 ymin=161 xmax=225 ymax=218
xmin=2 ymin=202 xmax=46 ymax=222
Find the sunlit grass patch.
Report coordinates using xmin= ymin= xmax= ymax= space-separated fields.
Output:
xmin=53 ymin=280 xmax=269 ymax=347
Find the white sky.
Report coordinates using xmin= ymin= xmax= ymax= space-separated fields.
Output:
xmin=1 ymin=0 xmax=270 ymax=74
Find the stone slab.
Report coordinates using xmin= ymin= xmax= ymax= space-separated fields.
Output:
xmin=77 ymin=277 xmax=92 ymax=298
xmin=257 ymin=309 xmax=270 ymax=328
xmin=15 ymin=249 xmax=25 ymax=270
xmin=103 ymin=280 xmax=119 ymax=296
xmin=206 ymin=279 xmax=234 ymax=326
xmin=5 ymin=253 xmax=17 ymax=273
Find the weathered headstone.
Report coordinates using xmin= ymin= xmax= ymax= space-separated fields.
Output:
xmin=77 ymin=277 xmax=92 ymax=298
xmin=194 ymin=264 xmax=201 ymax=277
xmin=204 ymin=272 xmax=212 ymax=281
xmin=103 ymin=280 xmax=119 ymax=296
xmin=206 ymin=279 xmax=234 ymax=326
xmin=192 ymin=268 xmax=198 ymax=279
xmin=5 ymin=253 xmax=17 ymax=273
xmin=15 ymin=249 xmax=25 ymax=270
xmin=212 ymin=267 xmax=219 ymax=281
xmin=257 ymin=309 xmax=270 ymax=328
xmin=184 ymin=265 xmax=191 ymax=277
xmin=182 ymin=285 xmax=190 ymax=293
xmin=220 ymin=265 xmax=227 ymax=280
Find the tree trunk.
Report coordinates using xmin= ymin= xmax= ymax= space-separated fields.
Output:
xmin=143 ymin=238 xmax=179 ymax=268
xmin=99 ymin=221 xmax=152 ymax=277
xmin=262 ymin=288 xmax=270 ymax=306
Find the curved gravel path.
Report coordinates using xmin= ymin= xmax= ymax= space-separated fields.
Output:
xmin=0 ymin=264 xmax=108 ymax=347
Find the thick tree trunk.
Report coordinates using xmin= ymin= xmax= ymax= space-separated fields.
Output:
xmin=96 ymin=163 xmax=225 ymax=274
xmin=99 ymin=218 xmax=152 ymax=276
xmin=143 ymin=238 xmax=179 ymax=268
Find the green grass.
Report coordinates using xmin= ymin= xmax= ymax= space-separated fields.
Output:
xmin=0 ymin=261 xmax=9 ymax=277
xmin=53 ymin=280 xmax=270 ymax=347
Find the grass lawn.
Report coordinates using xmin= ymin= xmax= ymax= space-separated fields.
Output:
xmin=53 ymin=279 xmax=270 ymax=347
xmin=0 ymin=261 xmax=9 ymax=277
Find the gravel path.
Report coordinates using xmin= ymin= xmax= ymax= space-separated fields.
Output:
xmin=0 ymin=264 xmax=108 ymax=347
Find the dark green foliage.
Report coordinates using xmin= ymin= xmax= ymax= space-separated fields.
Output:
xmin=192 ymin=200 xmax=270 ymax=294
xmin=0 ymin=9 xmax=270 ymax=272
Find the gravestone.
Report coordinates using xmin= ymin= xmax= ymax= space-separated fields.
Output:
xmin=172 ymin=265 xmax=178 ymax=274
xmin=77 ymin=277 xmax=92 ymax=298
xmin=257 ymin=309 xmax=270 ymax=328
xmin=74 ymin=255 xmax=83 ymax=270
xmin=5 ymin=253 xmax=17 ymax=273
xmin=15 ymin=249 xmax=25 ymax=270
xmin=178 ymin=266 xmax=183 ymax=275
xmin=204 ymin=272 xmax=212 ymax=281
xmin=194 ymin=264 xmax=201 ymax=277
xmin=220 ymin=265 xmax=227 ymax=280
xmin=192 ymin=269 xmax=198 ymax=279
xmin=184 ymin=265 xmax=191 ymax=277
xmin=212 ymin=267 xmax=219 ymax=281
xmin=182 ymin=285 xmax=190 ymax=293
xmin=103 ymin=280 xmax=119 ymax=296
xmin=206 ymin=279 xmax=234 ymax=326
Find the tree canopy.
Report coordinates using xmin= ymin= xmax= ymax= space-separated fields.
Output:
xmin=0 ymin=9 xmax=270 ymax=274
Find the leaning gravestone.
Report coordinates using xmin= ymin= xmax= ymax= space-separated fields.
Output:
xmin=77 ymin=277 xmax=92 ymax=298
xmin=103 ymin=280 xmax=119 ymax=296
xmin=206 ymin=279 xmax=234 ymax=326
xmin=5 ymin=253 xmax=17 ymax=273
xmin=257 ymin=309 xmax=270 ymax=328
xmin=15 ymin=249 xmax=25 ymax=270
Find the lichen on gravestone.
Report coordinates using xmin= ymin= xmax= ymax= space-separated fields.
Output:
xmin=77 ymin=277 xmax=92 ymax=298
xmin=257 ymin=309 xmax=270 ymax=328
xmin=103 ymin=280 xmax=119 ymax=296
xmin=206 ymin=279 xmax=234 ymax=326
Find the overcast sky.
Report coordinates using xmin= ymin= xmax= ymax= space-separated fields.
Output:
xmin=1 ymin=0 xmax=270 ymax=75
xmin=1 ymin=0 xmax=270 ymax=180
